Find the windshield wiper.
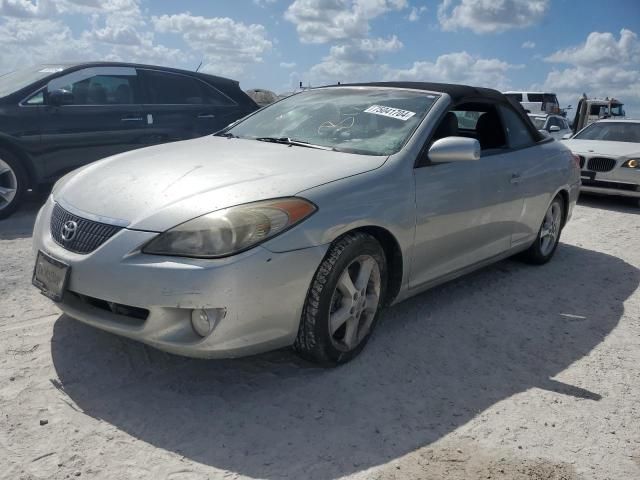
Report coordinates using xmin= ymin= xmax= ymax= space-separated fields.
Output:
xmin=216 ymin=132 xmax=239 ymax=138
xmin=254 ymin=137 xmax=336 ymax=151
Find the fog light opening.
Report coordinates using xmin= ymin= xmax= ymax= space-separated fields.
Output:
xmin=191 ymin=308 xmax=226 ymax=337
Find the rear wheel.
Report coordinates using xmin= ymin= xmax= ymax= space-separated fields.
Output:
xmin=0 ymin=150 xmax=27 ymax=220
xmin=521 ymin=196 xmax=564 ymax=264
xmin=294 ymin=232 xmax=387 ymax=366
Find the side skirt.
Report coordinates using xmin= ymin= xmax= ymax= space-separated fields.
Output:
xmin=392 ymin=243 xmax=532 ymax=305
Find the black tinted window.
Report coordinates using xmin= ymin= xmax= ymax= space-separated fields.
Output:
xmin=543 ymin=94 xmax=559 ymax=105
xmin=52 ymin=73 xmax=139 ymax=105
xmin=528 ymin=94 xmax=543 ymax=102
xmin=143 ymin=70 xmax=235 ymax=106
xmin=505 ymin=93 xmax=523 ymax=102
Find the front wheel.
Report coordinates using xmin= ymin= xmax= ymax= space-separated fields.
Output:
xmin=521 ymin=196 xmax=564 ymax=264
xmin=294 ymin=232 xmax=387 ymax=366
xmin=0 ymin=150 xmax=27 ymax=220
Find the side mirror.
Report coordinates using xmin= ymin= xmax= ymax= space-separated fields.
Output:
xmin=428 ymin=137 xmax=480 ymax=163
xmin=48 ymin=88 xmax=74 ymax=106
xmin=549 ymin=125 xmax=561 ymax=132
xmin=562 ymin=133 xmax=572 ymax=140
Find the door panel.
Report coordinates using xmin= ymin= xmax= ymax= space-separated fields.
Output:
xmin=38 ymin=67 xmax=148 ymax=180
xmin=509 ymin=145 xmax=563 ymax=247
xmin=410 ymin=153 xmax=520 ymax=288
xmin=139 ymin=69 xmax=246 ymax=146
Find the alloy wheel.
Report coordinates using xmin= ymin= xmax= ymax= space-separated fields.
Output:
xmin=328 ymin=254 xmax=381 ymax=352
xmin=0 ymin=158 xmax=18 ymax=211
xmin=539 ymin=201 xmax=561 ymax=256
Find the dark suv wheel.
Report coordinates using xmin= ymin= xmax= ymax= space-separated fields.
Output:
xmin=0 ymin=149 xmax=27 ymax=220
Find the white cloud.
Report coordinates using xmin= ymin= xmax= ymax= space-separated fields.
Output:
xmin=540 ymin=29 xmax=640 ymax=116
xmin=280 ymin=61 xmax=297 ymax=68
xmin=0 ymin=0 xmax=57 ymax=17
xmin=408 ymin=5 xmax=427 ymax=21
xmin=545 ymin=28 xmax=640 ymax=67
xmin=0 ymin=0 xmax=182 ymax=73
xmin=521 ymin=40 xmax=535 ymax=49
xmin=384 ymin=51 xmax=520 ymax=90
xmin=438 ymin=0 xmax=549 ymax=34
xmin=284 ymin=0 xmax=407 ymax=44
xmin=253 ymin=0 xmax=277 ymax=6
xmin=308 ymin=36 xmax=403 ymax=83
xmin=153 ymin=13 xmax=272 ymax=72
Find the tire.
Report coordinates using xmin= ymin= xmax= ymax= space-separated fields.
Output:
xmin=294 ymin=232 xmax=387 ymax=366
xmin=521 ymin=195 xmax=564 ymax=265
xmin=0 ymin=149 xmax=27 ymax=220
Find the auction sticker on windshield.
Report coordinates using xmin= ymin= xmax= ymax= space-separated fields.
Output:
xmin=364 ymin=105 xmax=416 ymax=121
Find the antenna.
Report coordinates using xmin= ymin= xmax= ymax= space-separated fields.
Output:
xmin=195 ymin=60 xmax=203 ymax=72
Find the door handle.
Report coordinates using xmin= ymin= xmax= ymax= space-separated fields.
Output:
xmin=510 ymin=173 xmax=521 ymax=184
xmin=197 ymin=113 xmax=216 ymax=119
xmin=121 ymin=116 xmax=143 ymax=122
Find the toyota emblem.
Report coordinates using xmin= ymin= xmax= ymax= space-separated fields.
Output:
xmin=61 ymin=220 xmax=78 ymax=242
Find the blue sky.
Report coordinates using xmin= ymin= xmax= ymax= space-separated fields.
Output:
xmin=1 ymin=0 xmax=639 ymax=115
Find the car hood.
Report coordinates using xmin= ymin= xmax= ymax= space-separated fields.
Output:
xmin=54 ymin=136 xmax=387 ymax=232
xmin=562 ymin=139 xmax=640 ymax=158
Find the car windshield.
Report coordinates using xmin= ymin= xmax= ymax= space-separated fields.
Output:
xmin=574 ymin=122 xmax=640 ymax=143
xmin=529 ymin=116 xmax=546 ymax=129
xmin=225 ymin=87 xmax=439 ymax=156
xmin=0 ymin=65 xmax=68 ymax=97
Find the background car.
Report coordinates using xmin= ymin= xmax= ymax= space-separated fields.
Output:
xmin=504 ymin=91 xmax=561 ymax=114
xmin=528 ymin=113 xmax=572 ymax=139
xmin=0 ymin=62 xmax=259 ymax=218
xmin=562 ymin=119 xmax=640 ymax=206
xmin=32 ymin=82 xmax=580 ymax=365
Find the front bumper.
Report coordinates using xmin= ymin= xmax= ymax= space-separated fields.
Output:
xmin=33 ymin=198 xmax=328 ymax=358
xmin=580 ymin=179 xmax=640 ymax=198
xmin=579 ymin=163 xmax=640 ymax=199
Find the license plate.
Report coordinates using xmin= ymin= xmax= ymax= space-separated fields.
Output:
xmin=32 ymin=251 xmax=70 ymax=302
xmin=581 ymin=170 xmax=595 ymax=181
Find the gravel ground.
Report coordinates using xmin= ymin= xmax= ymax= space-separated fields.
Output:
xmin=1 ymin=193 xmax=639 ymax=480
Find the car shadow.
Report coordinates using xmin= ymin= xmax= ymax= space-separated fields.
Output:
xmin=578 ymin=192 xmax=639 ymax=214
xmin=0 ymin=191 xmax=48 ymax=239
xmin=50 ymin=244 xmax=638 ymax=479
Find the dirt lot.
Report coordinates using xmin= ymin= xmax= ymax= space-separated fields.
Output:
xmin=1 ymin=194 xmax=639 ymax=480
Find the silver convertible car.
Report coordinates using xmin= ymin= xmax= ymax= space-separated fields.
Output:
xmin=32 ymin=82 xmax=580 ymax=365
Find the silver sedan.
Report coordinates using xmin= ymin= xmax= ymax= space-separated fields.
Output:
xmin=32 ymin=83 xmax=580 ymax=365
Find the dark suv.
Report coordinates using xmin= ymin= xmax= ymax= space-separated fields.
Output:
xmin=0 ymin=62 xmax=259 ymax=218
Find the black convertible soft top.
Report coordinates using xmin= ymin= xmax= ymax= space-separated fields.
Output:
xmin=328 ymin=81 xmax=545 ymax=142
xmin=335 ymin=81 xmax=506 ymax=103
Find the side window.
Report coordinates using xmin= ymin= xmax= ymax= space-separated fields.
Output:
xmin=47 ymin=67 xmax=139 ymax=105
xmin=25 ymin=91 xmax=44 ymax=105
xmin=499 ymin=105 xmax=535 ymax=148
xmin=528 ymin=93 xmax=543 ymax=103
xmin=547 ymin=117 xmax=561 ymax=129
xmin=142 ymin=70 xmax=235 ymax=106
xmin=505 ymin=93 xmax=523 ymax=102
xmin=453 ymin=110 xmax=485 ymax=129
xmin=452 ymin=102 xmax=507 ymax=152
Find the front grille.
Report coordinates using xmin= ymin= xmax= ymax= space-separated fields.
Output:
xmin=582 ymin=179 xmax=639 ymax=192
xmin=578 ymin=155 xmax=585 ymax=168
xmin=586 ymin=157 xmax=616 ymax=172
xmin=50 ymin=203 xmax=122 ymax=254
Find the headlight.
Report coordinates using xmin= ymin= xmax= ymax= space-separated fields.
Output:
xmin=143 ymin=197 xmax=317 ymax=258
xmin=622 ymin=159 xmax=639 ymax=168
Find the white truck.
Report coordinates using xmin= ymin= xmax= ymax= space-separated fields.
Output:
xmin=571 ymin=95 xmax=625 ymax=134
